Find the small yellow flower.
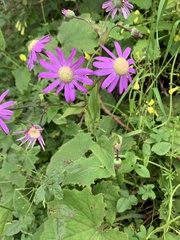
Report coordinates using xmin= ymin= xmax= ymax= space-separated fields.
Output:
xmin=147 ymin=107 xmax=158 ymax=116
xmin=134 ymin=17 xmax=138 ymax=24
xmin=84 ymin=52 xmax=90 ymax=60
xmin=135 ymin=51 xmax=140 ymax=60
xmin=19 ymin=54 xmax=27 ymax=61
xmin=133 ymin=80 xmax=140 ymax=90
xmin=120 ymin=29 xmax=124 ymax=34
xmin=135 ymin=10 xmax=140 ymax=15
xmin=21 ymin=27 xmax=25 ymax=35
xmin=174 ymin=35 xmax=180 ymax=42
xmin=169 ymin=86 xmax=179 ymax=95
xmin=148 ymin=99 xmax=155 ymax=106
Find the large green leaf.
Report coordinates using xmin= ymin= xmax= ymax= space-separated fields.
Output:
xmin=46 ymin=132 xmax=93 ymax=177
xmin=63 ymin=156 xmax=111 ymax=187
xmin=57 ymin=17 xmax=98 ymax=56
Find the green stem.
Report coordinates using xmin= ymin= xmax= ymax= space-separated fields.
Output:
xmin=2 ymin=52 xmax=20 ymax=67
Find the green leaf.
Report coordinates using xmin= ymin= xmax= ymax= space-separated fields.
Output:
xmin=12 ymin=66 xmax=31 ymax=93
xmin=131 ymin=0 xmax=152 ymax=9
xmin=58 ymin=102 xmax=85 ymax=120
xmin=59 ymin=188 xmax=105 ymax=239
xmin=93 ymin=181 xmax=119 ymax=224
xmin=57 ymin=17 xmax=98 ymax=55
xmin=0 ymin=29 xmax=6 ymax=50
xmin=0 ymin=203 xmax=13 ymax=237
xmin=152 ymin=142 xmax=171 ymax=155
xmin=46 ymin=132 xmax=93 ymax=176
xmin=85 ymin=85 xmax=100 ymax=133
xmin=90 ymin=137 xmax=115 ymax=176
xmin=5 ymin=220 xmax=21 ymax=236
xmin=47 ymin=106 xmax=60 ymax=123
xmin=116 ymin=189 xmax=137 ymax=213
xmin=63 ymin=156 xmax=111 ymax=187
xmin=138 ymin=184 xmax=156 ymax=200
xmin=34 ymin=185 xmax=46 ymax=205
xmin=120 ymin=151 xmax=136 ymax=173
xmin=79 ymin=0 xmax=105 ymax=20
xmin=135 ymin=164 xmax=150 ymax=178
xmin=13 ymin=190 xmax=31 ymax=215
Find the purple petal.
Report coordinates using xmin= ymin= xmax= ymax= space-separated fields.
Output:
xmin=38 ymin=72 xmax=58 ymax=79
xmin=67 ymin=48 xmax=76 ymax=66
xmin=119 ymin=75 xmax=128 ymax=94
xmin=94 ymin=68 xmax=113 ymax=76
xmin=123 ymin=47 xmax=131 ymax=59
xmin=111 ymin=8 xmax=118 ymax=19
xmin=56 ymin=82 xmax=65 ymax=95
xmin=73 ymin=81 xmax=88 ymax=93
xmin=94 ymin=56 xmax=113 ymax=63
xmin=0 ymin=90 xmax=9 ymax=102
xmin=75 ymin=75 xmax=94 ymax=85
xmin=0 ymin=101 xmax=14 ymax=109
xmin=127 ymin=59 xmax=134 ymax=65
xmin=71 ymin=56 xmax=84 ymax=70
xmin=107 ymin=75 xmax=119 ymax=93
xmin=74 ymin=68 xmax=93 ymax=75
xmin=101 ymin=45 xmax=116 ymax=59
xmin=93 ymin=61 xmax=113 ymax=69
xmin=101 ymin=72 xmax=117 ymax=89
xmin=129 ymin=68 xmax=136 ymax=74
xmin=0 ymin=118 xmax=9 ymax=134
xmin=39 ymin=59 xmax=58 ymax=72
xmin=34 ymin=43 xmax=46 ymax=53
xmin=114 ymin=42 xmax=123 ymax=57
xmin=43 ymin=79 xmax=60 ymax=93
xmin=46 ymin=51 xmax=61 ymax=69
xmin=56 ymin=48 xmax=67 ymax=66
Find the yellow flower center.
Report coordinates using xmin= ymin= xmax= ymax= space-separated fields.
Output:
xmin=28 ymin=40 xmax=38 ymax=52
xmin=28 ymin=127 xmax=40 ymax=139
xmin=113 ymin=57 xmax=129 ymax=76
xmin=58 ymin=66 xmax=74 ymax=83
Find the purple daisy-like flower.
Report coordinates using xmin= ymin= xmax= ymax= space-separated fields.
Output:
xmin=38 ymin=47 xmax=94 ymax=102
xmin=27 ymin=35 xmax=52 ymax=71
xmin=102 ymin=0 xmax=133 ymax=19
xmin=14 ymin=122 xmax=45 ymax=151
xmin=93 ymin=41 xmax=136 ymax=94
xmin=0 ymin=90 xmax=14 ymax=135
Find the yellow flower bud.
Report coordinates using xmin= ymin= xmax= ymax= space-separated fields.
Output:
xmin=135 ymin=51 xmax=140 ymax=60
xmin=174 ymin=35 xmax=180 ymax=42
xmin=135 ymin=10 xmax=140 ymax=15
xmin=169 ymin=86 xmax=179 ymax=95
xmin=147 ymin=107 xmax=158 ymax=116
xmin=84 ymin=52 xmax=90 ymax=60
xmin=134 ymin=17 xmax=138 ymax=24
xmin=15 ymin=20 xmax=20 ymax=29
xmin=21 ymin=27 xmax=25 ymax=35
xmin=19 ymin=54 xmax=27 ymax=61
xmin=148 ymin=99 xmax=155 ymax=106
xmin=133 ymin=80 xmax=140 ymax=90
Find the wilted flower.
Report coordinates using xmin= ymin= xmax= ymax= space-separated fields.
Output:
xmin=27 ymin=35 xmax=52 ymax=71
xmin=0 ymin=90 xmax=14 ymax=135
xmin=93 ymin=41 xmax=136 ymax=94
xmin=102 ymin=0 xmax=133 ymax=19
xmin=38 ymin=48 xmax=94 ymax=102
xmin=14 ymin=122 xmax=45 ymax=151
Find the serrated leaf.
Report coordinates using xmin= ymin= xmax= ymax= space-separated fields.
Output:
xmin=59 ymin=188 xmax=105 ymax=239
xmin=57 ymin=18 xmax=98 ymax=55
xmin=12 ymin=66 xmax=31 ymax=93
xmin=93 ymin=181 xmax=119 ymax=224
xmin=46 ymin=132 xmax=93 ymax=177
xmin=152 ymin=142 xmax=171 ymax=155
xmin=135 ymin=164 xmax=150 ymax=178
xmin=63 ymin=156 xmax=111 ymax=187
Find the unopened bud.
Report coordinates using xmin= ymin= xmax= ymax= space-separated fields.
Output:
xmin=62 ymin=9 xmax=75 ymax=19
xmin=131 ymin=27 xmax=143 ymax=38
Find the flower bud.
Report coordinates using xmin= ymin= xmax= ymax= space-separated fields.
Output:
xmin=131 ymin=27 xmax=143 ymax=38
xmin=62 ymin=9 xmax=75 ymax=19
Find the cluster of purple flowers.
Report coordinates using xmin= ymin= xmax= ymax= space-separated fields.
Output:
xmin=1 ymin=0 xmax=136 ymax=151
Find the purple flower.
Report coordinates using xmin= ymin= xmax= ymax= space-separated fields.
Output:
xmin=93 ymin=42 xmax=136 ymax=94
xmin=0 ymin=90 xmax=14 ymax=135
xmin=14 ymin=122 xmax=45 ymax=151
xmin=38 ymin=48 xmax=94 ymax=102
xmin=27 ymin=35 xmax=52 ymax=71
xmin=102 ymin=0 xmax=133 ymax=19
